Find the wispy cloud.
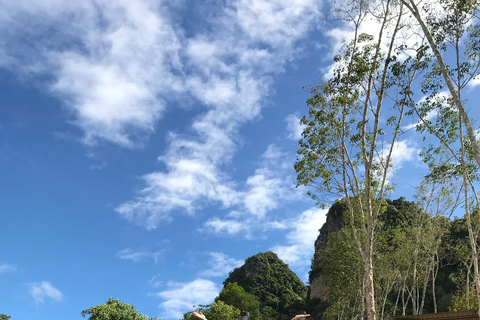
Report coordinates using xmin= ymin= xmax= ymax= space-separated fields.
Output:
xmin=320 ymin=4 xmax=428 ymax=80
xmin=1 ymin=1 xmax=183 ymax=147
xmin=242 ymin=145 xmax=292 ymax=218
xmin=115 ymin=0 xmax=321 ymax=229
xmin=285 ymin=114 xmax=304 ymax=141
xmin=385 ymin=140 xmax=420 ymax=168
xmin=271 ymin=207 xmax=327 ymax=268
xmin=0 ymin=262 xmax=16 ymax=274
xmin=403 ymin=91 xmax=450 ymax=131
xmin=1 ymin=1 xmax=321 ymax=228
xmin=374 ymin=139 xmax=421 ymax=187
xmin=116 ymin=248 xmax=164 ymax=263
xmin=156 ymin=279 xmax=219 ymax=319
xmin=203 ymin=217 xmax=247 ymax=236
xmin=29 ymin=281 xmax=63 ymax=304
xmin=201 ymin=144 xmax=303 ymax=237
xmin=199 ymin=252 xmax=243 ymax=278
xmin=148 ymin=274 xmax=163 ymax=288
xmin=469 ymin=75 xmax=480 ymax=87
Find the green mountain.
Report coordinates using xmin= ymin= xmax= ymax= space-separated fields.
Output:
xmin=224 ymin=251 xmax=308 ymax=320
xmin=308 ymin=197 xmax=476 ymax=319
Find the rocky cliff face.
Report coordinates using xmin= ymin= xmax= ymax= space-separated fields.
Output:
xmin=308 ymin=200 xmax=347 ymax=301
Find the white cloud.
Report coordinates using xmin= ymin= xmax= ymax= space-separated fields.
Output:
xmin=156 ymin=279 xmax=219 ymax=319
xmin=285 ymin=114 xmax=304 ymax=141
xmin=233 ymin=0 xmax=320 ymax=50
xmin=114 ymin=0 xmax=321 ymax=228
xmin=199 ymin=252 xmax=244 ymax=278
xmin=116 ymin=248 xmax=164 ymax=263
xmin=242 ymin=145 xmax=302 ymax=217
xmin=29 ymin=281 xmax=63 ymax=304
xmin=388 ymin=140 xmax=420 ymax=168
xmin=469 ymin=75 xmax=480 ymax=87
xmin=403 ymin=109 xmax=439 ymax=131
xmin=1 ymin=1 xmax=183 ymax=147
xmin=148 ymin=275 xmax=163 ymax=288
xmin=403 ymin=91 xmax=449 ymax=130
xmin=0 ymin=1 xmax=321 ymax=228
xmin=243 ymin=147 xmax=290 ymax=217
xmin=199 ymin=144 xmax=304 ymax=237
xmin=379 ymin=139 xmax=420 ymax=171
xmin=0 ymin=262 xmax=16 ymax=274
xmin=118 ymin=142 xmax=301 ymax=230
xmin=204 ymin=218 xmax=246 ymax=235
xmin=271 ymin=207 xmax=327 ymax=267
xmin=374 ymin=139 xmax=421 ymax=187
xmin=321 ymin=4 xmax=428 ymax=80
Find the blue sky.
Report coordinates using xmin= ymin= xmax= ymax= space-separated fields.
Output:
xmin=1 ymin=1 xmax=479 ymax=320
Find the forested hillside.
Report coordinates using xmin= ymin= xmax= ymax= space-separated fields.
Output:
xmin=187 ymin=198 xmax=480 ymax=320
xmin=225 ymin=251 xmax=308 ymax=320
xmin=308 ymin=197 xmax=480 ymax=320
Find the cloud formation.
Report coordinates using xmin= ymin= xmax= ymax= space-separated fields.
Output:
xmin=0 ymin=262 xmax=16 ymax=274
xmin=0 ymin=0 xmax=321 ymax=228
xmin=285 ymin=114 xmax=304 ymax=141
xmin=156 ymin=279 xmax=219 ymax=319
xmin=114 ymin=0 xmax=320 ymax=228
xmin=116 ymin=248 xmax=164 ymax=263
xmin=29 ymin=281 xmax=63 ymax=304
xmin=1 ymin=1 xmax=183 ymax=147
xmin=271 ymin=207 xmax=327 ymax=268
xmin=199 ymin=252 xmax=244 ymax=278
xmin=201 ymin=144 xmax=303 ymax=237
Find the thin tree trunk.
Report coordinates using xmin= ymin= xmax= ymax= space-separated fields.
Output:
xmin=393 ymin=283 xmax=401 ymax=316
xmin=432 ymin=257 xmax=438 ymax=313
xmin=467 ymin=260 xmax=472 ymax=310
xmin=459 ymin=91 xmax=480 ymax=315
xmin=361 ymin=272 xmax=366 ymax=320
xmin=419 ymin=267 xmax=429 ymax=314
xmin=402 ymin=0 xmax=480 ymax=170
xmin=401 ymin=276 xmax=407 ymax=316
xmin=365 ymin=243 xmax=376 ymax=320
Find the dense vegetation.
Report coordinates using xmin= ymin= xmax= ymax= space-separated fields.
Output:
xmin=308 ymin=197 xmax=480 ymax=320
xmin=224 ymin=252 xmax=307 ymax=320
xmin=185 ymin=252 xmax=308 ymax=320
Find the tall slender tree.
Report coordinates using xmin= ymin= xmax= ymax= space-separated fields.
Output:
xmin=296 ymin=1 xmax=418 ymax=319
xmin=401 ymin=0 xmax=480 ymax=312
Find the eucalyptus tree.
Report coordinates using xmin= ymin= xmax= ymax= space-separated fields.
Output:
xmin=448 ymin=218 xmax=479 ymax=311
xmin=295 ymin=1 xmax=418 ymax=319
xmin=400 ymin=0 xmax=480 ymax=168
xmin=412 ymin=173 xmax=460 ymax=313
xmin=401 ymin=0 xmax=480 ymax=312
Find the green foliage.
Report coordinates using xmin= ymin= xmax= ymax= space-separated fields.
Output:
xmin=0 ymin=315 xmax=11 ymax=320
xmin=310 ymin=200 xmax=348 ymax=282
xmin=320 ymin=227 xmax=364 ymax=320
xmin=224 ymin=251 xmax=307 ymax=319
xmin=451 ymin=289 xmax=479 ymax=312
xmin=216 ymin=283 xmax=260 ymax=320
xmin=307 ymin=196 xmax=475 ymax=318
xmin=81 ymin=298 xmax=160 ymax=320
xmin=184 ymin=301 xmax=241 ymax=320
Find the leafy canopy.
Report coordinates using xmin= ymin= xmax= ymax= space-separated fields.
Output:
xmin=216 ymin=283 xmax=260 ymax=320
xmin=81 ymin=298 xmax=161 ymax=320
